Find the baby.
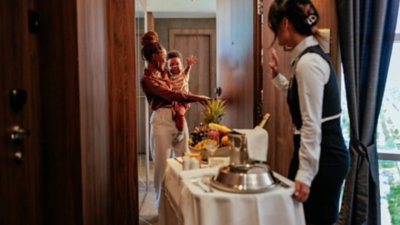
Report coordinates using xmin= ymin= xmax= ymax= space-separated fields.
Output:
xmin=166 ymin=50 xmax=197 ymax=144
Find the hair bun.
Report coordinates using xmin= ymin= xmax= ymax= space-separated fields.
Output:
xmin=141 ymin=31 xmax=159 ymax=46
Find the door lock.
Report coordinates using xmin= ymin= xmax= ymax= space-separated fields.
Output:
xmin=10 ymin=125 xmax=30 ymax=141
xmin=9 ymin=126 xmax=29 ymax=164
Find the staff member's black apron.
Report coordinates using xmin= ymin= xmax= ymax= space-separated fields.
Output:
xmin=287 ymin=45 xmax=350 ymax=225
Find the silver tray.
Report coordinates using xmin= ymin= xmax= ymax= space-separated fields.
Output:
xmin=209 ymin=164 xmax=277 ymax=193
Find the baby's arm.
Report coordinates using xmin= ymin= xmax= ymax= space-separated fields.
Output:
xmin=186 ymin=55 xmax=197 ymax=67
xmin=184 ymin=55 xmax=197 ymax=77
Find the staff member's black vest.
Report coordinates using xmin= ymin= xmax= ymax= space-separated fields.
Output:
xmin=286 ymin=45 xmax=350 ymax=224
xmin=287 ymin=45 xmax=341 ymax=130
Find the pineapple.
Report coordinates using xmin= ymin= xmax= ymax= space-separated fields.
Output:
xmin=202 ymin=98 xmax=227 ymax=124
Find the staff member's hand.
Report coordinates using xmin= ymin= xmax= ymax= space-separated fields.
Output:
xmin=268 ymin=48 xmax=279 ymax=78
xmin=293 ymin=180 xmax=310 ymax=202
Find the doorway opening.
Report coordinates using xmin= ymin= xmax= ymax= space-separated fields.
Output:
xmin=136 ymin=1 xmax=217 ymax=224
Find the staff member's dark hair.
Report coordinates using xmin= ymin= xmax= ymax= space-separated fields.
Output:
xmin=268 ymin=0 xmax=320 ymax=45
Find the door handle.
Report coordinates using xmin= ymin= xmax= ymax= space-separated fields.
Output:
xmin=10 ymin=125 xmax=30 ymax=141
xmin=215 ymin=87 xmax=222 ymax=98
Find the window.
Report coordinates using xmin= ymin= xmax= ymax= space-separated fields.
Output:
xmin=341 ymin=8 xmax=400 ymax=225
xmin=378 ymin=13 xmax=400 ymax=224
xmin=377 ymin=40 xmax=400 ymax=157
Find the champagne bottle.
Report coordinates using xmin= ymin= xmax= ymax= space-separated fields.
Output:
xmin=257 ymin=113 xmax=271 ymax=128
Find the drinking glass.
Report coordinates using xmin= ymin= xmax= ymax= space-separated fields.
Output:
xmin=204 ymin=128 xmax=220 ymax=158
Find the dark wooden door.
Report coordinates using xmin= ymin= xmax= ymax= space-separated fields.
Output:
xmin=169 ymin=28 xmax=216 ymax=130
xmin=0 ymin=1 xmax=42 ymax=225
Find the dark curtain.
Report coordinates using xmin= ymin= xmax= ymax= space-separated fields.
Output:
xmin=336 ymin=0 xmax=399 ymax=225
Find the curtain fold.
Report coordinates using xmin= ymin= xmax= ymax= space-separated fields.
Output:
xmin=336 ymin=0 xmax=399 ymax=225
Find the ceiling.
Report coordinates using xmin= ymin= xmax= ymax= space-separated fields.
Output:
xmin=146 ymin=0 xmax=216 ymax=18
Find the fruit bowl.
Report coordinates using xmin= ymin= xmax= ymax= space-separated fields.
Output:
xmin=189 ymin=145 xmax=232 ymax=162
xmin=189 ymin=146 xmax=208 ymax=161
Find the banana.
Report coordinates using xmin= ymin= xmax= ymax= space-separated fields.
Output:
xmin=208 ymin=123 xmax=232 ymax=133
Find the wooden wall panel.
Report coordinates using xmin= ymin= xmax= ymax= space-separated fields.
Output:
xmin=39 ymin=0 xmax=138 ymax=224
xmin=314 ymin=1 xmax=340 ymax=72
xmin=262 ymin=0 xmax=339 ymax=176
xmin=76 ymin=0 xmax=109 ymax=225
xmin=262 ymin=8 xmax=294 ymax=175
xmin=147 ymin=12 xmax=155 ymax=31
xmin=216 ymin=0 xmax=255 ymax=129
xmin=106 ymin=0 xmax=138 ymax=224
xmin=38 ymin=0 xmax=84 ymax=224
xmin=155 ymin=18 xmax=216 ymax=49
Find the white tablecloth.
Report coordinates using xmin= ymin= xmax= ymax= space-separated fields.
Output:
xmin=158 ymin=159 xmax=305 ymax=225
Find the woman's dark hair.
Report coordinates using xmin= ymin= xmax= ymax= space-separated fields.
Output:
xmin=268 ymin=0 xmax=319 ymax=39
xmin=167 ymin=50 xmax=183 ymax=61
xmin=141 ymin=31 xmax=164 ymax=62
